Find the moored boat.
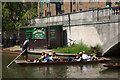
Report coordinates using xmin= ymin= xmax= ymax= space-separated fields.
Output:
xmin=102 ymin=63 xmax=120 ymax=69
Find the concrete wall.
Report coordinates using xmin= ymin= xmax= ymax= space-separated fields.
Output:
xmin=30 ymin=6 xmax=120 ymax=55
xmin=63 ymin=22 xmax=119 ymax=54
xmin=95 ymin=23 xmax=119 ymax=53
xmin=63 ymin=26 xmax=103 ymax=47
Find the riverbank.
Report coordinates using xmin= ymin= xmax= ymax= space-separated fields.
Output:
xmin=2 ymin=40 xmax=103 ymax=57
xmin=52 ymin=43 xmax=102 ymax=57
xmin=2 ymin=45 xmax=76 ymax=56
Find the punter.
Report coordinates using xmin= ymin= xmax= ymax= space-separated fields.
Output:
xmin=22 ymin=37 xmax=31 ymax=61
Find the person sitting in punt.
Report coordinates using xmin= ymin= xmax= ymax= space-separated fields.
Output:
xmin=42 ymin=53 xmax=49 ymax=62
xmin=38 ymin=52 xmax=46 ymax=62
xmin=34 ymin=52 xmax=45 ymax=63
xmin=91 ymin=55 xmax=98 ymax=61
xmin=50 ymin=52 xmax=61 ymax=62
xmin=66 ymin=52 xmax=82 ymax=62
xmin=49 ymin=52 xmax=53 ymax=62
xmin=82 ymin=51 xmax=89 ymax=61
xmin=72 ymin=53 xmax=80 ymax=61
xmin=87 ymin=55 xmax=92 ymax=61
xmin=87 ymin=54 xmax=98 ymax=61
xmin=77 ymin=52 xmax=83 ymax=61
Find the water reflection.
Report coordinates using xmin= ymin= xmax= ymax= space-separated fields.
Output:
xmin=99 ymin=68 xmax=120 ymax=78
xmin=2 ymin=53 xmax=120 ymax=78
xmin=18 ymin=65 xmax=68 ymax=78
xmin=66 ymin=64 xmax=101 ymax=78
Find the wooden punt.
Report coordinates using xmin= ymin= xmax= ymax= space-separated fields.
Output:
xmin=15 ymin=58 xmax=111 ymax=66
xmin=102 ymin=63 xmax=120 ymax=69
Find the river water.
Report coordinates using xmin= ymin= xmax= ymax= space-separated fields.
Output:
xmin=2 ymin=51 xmax=120 ymax=78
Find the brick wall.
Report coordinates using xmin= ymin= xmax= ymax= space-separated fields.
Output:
xmin=40 ymin=2 xmax=118 ymax=17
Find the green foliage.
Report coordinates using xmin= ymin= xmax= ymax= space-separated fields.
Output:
xmin=2 ymin=2 xmax=43 ymax=31
xmin=52 ymin=42 xmax=102 ymax=55
xmin=52 ymin=41 xmax=92 ymax=54
xmin=14 ymin=22 xmax=22 ymax=30
xmin=90 ymin=44 xmax=102 ymax=54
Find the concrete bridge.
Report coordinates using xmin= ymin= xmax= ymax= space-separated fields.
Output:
xmin=29 ymin=6 xmax=120 ymax=56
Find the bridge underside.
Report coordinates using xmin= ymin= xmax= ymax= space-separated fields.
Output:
xmin=103 ymin=42 xmax=120 ymax=57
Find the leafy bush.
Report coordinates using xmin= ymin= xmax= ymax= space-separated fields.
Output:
xmin=90 ymin=44 xmax=103 ymax=54
xmin=52 ymin=42 xmax=102 ymax=55
xmin=52 ymin=41 xmax=92 ymax=54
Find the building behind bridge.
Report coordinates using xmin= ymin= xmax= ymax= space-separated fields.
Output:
xmin=39 ymin=1 xmax=118 ymax=17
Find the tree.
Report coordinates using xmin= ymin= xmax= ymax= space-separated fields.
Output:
xmin=2 ymin=2 xmax=43 ymax=31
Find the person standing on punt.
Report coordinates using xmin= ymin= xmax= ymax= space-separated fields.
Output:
xmin=22 ymin=37 xmax=31 ymax=61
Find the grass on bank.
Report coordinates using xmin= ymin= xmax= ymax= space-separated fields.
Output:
xmin=52 ymin=42 xmax=102 ymax=55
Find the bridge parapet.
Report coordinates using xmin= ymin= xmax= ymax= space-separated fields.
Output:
xmin=29 ymin=6 xmax=120 ymax=56
xmin=29 ymin=6 xmax=120 ymax=27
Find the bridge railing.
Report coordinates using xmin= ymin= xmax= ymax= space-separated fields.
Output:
xmin=30 ymin=6 xmax=120 ymax=27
